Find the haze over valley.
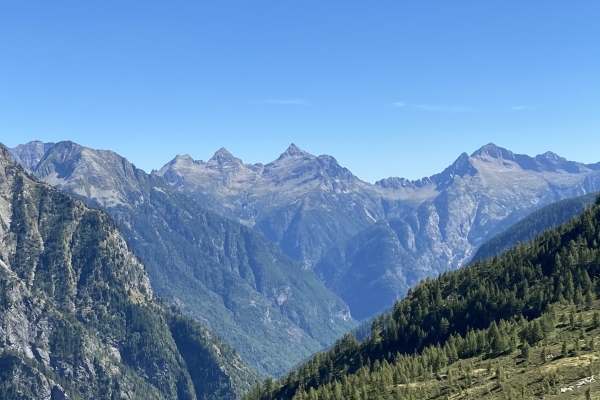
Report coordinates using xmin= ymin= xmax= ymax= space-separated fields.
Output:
xmin=2 ymin=1 xmax=599 ymax=399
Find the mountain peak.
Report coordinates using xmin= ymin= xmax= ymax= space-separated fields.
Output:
xmin=207 ymin=147 xmax=241 ymax=168
xmin=435 ymin=152 xmax=478 ymax=186
xmin=536 ymin=151 xmax=565 ymax=162
xmin=471 ymin=143 xmax=515 ymax=160
xmin=280 ymin=143 xmax=309 ymax=158
xmin=51 ymin=140 xmax=84 ymax=153
xmin=211 ymin=147 xmax=234 ymax=159
xmin=174 ymin=154 xmax=195 ymax=163
xmin=7 ymin=140 xmax=56 ymax=171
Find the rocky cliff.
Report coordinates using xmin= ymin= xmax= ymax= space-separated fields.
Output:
xmin=0 ymin=144 xmax=259 ymax=399
xmin=12 ymin=141 xmax=356 ymax=376
xmin=156 ymin=143 xmax=600 ymax=319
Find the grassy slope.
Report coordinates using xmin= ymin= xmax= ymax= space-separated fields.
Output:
xmin=371 ymin=304 xmax=600 ymax=399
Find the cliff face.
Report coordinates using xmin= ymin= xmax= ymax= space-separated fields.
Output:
xmin=13 ymin=140 xmax=356 ymax=377
xmin=13 ymin=140 xmax=600 ymax=322
xmin=0 ymin=145 xmax=259 ymax=399
xmin=8 ymin=140 xmax=55 ymax=171
xmin=157 ymin=143 xmax=600 ymax=319
xmin=155 ymin=144 xmax=383 ymax=267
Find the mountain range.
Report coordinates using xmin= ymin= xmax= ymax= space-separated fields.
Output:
xmin=10 ymin=139 xmax=600 ymax=343
xmin=0 ymin=145 xmax=259 ymax=399
xmin=244 ymin=188 xmax=600 ymax=400
xmin=8 ymin=140 xmax=356 ymax=377
xmin=155 ymin=142 xmax=600 ymax=319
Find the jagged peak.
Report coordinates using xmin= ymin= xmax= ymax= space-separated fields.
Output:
xmin=471 ymin=142 xmax=500 ymax=154
xmin=51 ymin=141 xmax=131 ymax=161
xmin=316 ymin=154 xmax=339 ymax=164
xmin=53 ymin=140 xmax=80 ymax=149
xmin=173 ymin=154 xmax=195 ymax=163
xmin=316 ymin=154 xmax=357 ymax=180
xmin=470 ymin=143 xmax=515 ymax=160
xmin=447 ymin=152 xmax=478 ymax=174
xmin=454 ymin=151 xmax=471 ymax=165
xmin=375 ymin=176 xmax=434 ymax=190
xmin=37 ymin=141 xmax=86 ymax=162
xmin=210 ymin=147 xmax=235 ymax=160
xmin=14 ymin=139 xmax=47 ymax=147
xmin=279 ymin=143 xmax=311 ymax=159
xmin=207 ymin=147 xmax=243 ymax=168
xmin=535 ymin=151 xmax=566 ymax=162
xmin=374 ymin=154 xmax=476 ymax=190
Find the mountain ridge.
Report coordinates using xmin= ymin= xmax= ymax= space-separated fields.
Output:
xmin=0 ymin=144 xmax=259 ymax=399
xmin=13 ymin=140 xmax=600 ymax=321
xmin=9 ymin=140 xmax=356 ymax=376
xmin=155 ymin=141 xmax=600 ymax=319
xmin=244 ymin=193 xmax=600 ymax=400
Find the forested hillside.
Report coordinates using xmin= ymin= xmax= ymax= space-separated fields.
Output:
xmin=0 ymin=145 xmax=259 ymax=399
xmin=244 ymin=195 xmax=600 ymax=400
xmin=474 ymin=192 xmax=599 ymax=261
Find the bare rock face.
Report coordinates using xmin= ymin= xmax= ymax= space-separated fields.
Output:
xmin=10 ymin=140 xmax=356 ymax=377
xmin=328 ymin=143 xmax=600 ymax=318
xmin=0 ymin=145 xmax=260 ymax=399
xmin=11 ymin=140 xmax=600 ymax=322
xmin=8 ymin=140 xmax=55 ymax=171
xmin=157 ymin=142 xmax=600 ymax=319
xmin=156 ymin=143 xmax=383 ymax=267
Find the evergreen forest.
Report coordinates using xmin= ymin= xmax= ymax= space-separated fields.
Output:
xmin=244 ymin=195 xmax=600 ymax=400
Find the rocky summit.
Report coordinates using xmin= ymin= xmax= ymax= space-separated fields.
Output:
xmin=8 ymin=140 xmax=55 ymax=171
xmin=155 ymin=143 xmax=383 ymax=267
xmin=0 ymin=144 xmax=259 ymax=399
xmin=156 ymin=142 xmax=600 ymax=319
xmin=9 ymin=140 xmax=356 ymax=377
xmin=11 ymin=140 xmax=600 ymax=322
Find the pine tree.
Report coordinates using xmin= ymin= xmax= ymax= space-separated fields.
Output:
xmin=587 ymin=289 xmax=596 ymax=309
xmin=562 ymin=340 xmax=569 ymax=358
xmin=540 ymin=347 xmax=547 ymax=364
xmin=520 ymin=341 xmax=530 ymax=365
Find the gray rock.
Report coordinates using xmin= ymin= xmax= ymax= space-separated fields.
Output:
xmin=158 ymin=142 xmax=600 ymax=319
xmin=9 ymin=140 xmax=356 ymax=376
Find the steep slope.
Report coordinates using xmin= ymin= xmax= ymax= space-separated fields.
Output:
xmin=0 ymin=145 xmax=258 ymax=399
xmin=316 ymin=144 xmax=600 ymax=318
xmin=19 ymin=141 xmax=600 ymax=323
xmin=157 ymin=143 xmax=600 ymax=320
xmin=8 ymin=140 xmax=55 ymax=171
xmin=244 ymin=194 xmax=600 ymax=400
xmin=155 ymin=144 xmax=383 ymax=266
xmin=17 ymin=140 xmax=356 ymax=376
xmin=314 ymin=218 xmax=433 ymax=320
xmin=474 ymin=191 xmax=599 ymax=261
xmin=249 ymin=302 xmax=600 ymax=399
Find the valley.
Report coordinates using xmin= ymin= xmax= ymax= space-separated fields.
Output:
xmin=4 ymin=139 xmax=600 ymax=399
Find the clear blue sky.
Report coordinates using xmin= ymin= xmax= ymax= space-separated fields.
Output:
xmin=1 ymin=1 xmax=599 ymax=182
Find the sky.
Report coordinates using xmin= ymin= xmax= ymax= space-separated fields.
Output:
xmin=1 ymin=1 xmax=599 ymax=182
